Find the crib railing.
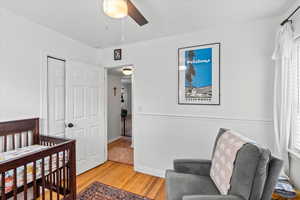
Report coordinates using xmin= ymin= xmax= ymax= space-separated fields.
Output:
xmin=0 ymin=118 xmax=76 ymax=200
xmin=0 ymin=138 xmax=76 ymax=200
xmin=40 ymin=136 xmax=76 ymax=200
xmin=0 ymin=118 xmax=39 ymax=152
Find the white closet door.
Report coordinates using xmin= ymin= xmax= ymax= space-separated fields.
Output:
xmin=47 ymin=57 xmax=66 ymax=138
xmin=65 ymin=61 xmax=105 ymax=175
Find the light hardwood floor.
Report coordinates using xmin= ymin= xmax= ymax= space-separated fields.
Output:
xmin=77 ymin=161 xmax=166 ymax=199
xmin=108 ymin=137 xmax=132 ymax=149
xmin=39 ymin=161 xmax=165 ymax=200
xmin=108 ymin=137 xmax=134 ymax=165
xmin=39 ymin=139 xmax=164 ymax=200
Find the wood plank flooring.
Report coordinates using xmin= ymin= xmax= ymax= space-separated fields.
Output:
xmin=108 ymin=137 xmax=132 ymax=149
xmin=77 ymin=161 xmax=165 ymax=200
xmin=108 ymin=137 xmax=134 ymax=165
xmin=39 ymin=139 xmax=164 ymax=199
xmin=39 ymin=161 xmax=165 ymax=200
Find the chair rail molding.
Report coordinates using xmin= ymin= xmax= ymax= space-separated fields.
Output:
xmin=136 ymin=112 xmax=273 ymax=124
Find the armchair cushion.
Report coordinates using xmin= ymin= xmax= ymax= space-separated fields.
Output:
xmin=166 ymin=170 xmax=219 ymax=200
xmin=174 ymin=159 xmax=211 ymax=176
xmin=261 ymin=156 xmax=283 ymax=200
xmin=248 ymin=147 xmax=271 ymax=200
xmin=228 ymin=144 xmax=271 ymax=200
xmin=210 ymin=130 xmax=249 ymax=194
xmin=183 ymin=195 xmax=244 ymax=200
xmin=211 ymin=129 xmax=275 ymax=200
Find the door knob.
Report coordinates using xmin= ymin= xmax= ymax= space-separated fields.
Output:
xmin=67 ymin=123 xmax=74 ymax=128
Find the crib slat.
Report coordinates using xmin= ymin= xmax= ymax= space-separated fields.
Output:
xmin=56 ymin=152 xmax=59 ymax=200
xmin=32 ymin=130 xmax=35 ymax=146
xmin=33 ymin=161 xmax=38 ymax=199
xmin=63 ymin=150 xmax=66 ymax=197
xmin=1 ymin=172 xmax=5 ymax=200
xmin=12 ymin=134 xmax=15 ymax=150
xmin=26 ymin=131 xmax=29 ymax=146
xmin=49 ymin=155 xmax=53 ymax=200
xmin=13 ymin=168 xmax=17 ymax=200
xmin=59 ymin=168 xmax=62 ymax=189
xmin=19 ymin=133 xmax=22 ymax=148
xmin=23 ymin=164 xmax=27 ymax=200
xmin=42 ymin=158 xmax=45 ymax=200
xmin=4 ymin=135 xmax=7 ymax=152
xmin=67 ymin=150 xmax=70 ymax=190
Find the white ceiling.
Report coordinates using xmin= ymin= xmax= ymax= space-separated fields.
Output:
xmin=0 ymin=0 xmax=294 ymax=48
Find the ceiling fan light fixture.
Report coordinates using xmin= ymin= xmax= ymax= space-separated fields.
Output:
xmin=103 ymin=0 xmax=128 ymax=19
xmin=122 ymin=67 xmax=133 ymax=76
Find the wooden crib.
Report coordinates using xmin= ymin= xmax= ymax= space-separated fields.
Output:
xmin=0 ymin=118 xmax=76 ymax=200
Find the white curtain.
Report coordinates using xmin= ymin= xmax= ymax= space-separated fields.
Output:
xmin=272 ymin=22 xmax=296 ymax=175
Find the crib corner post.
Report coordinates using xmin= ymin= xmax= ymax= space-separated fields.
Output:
xmin=69 ymin=140 xmax=77 ymax=199
xmin=33 ymin=118 xmax=40 ymax=145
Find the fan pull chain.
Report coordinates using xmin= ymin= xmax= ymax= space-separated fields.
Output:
xmin=121 ymin=17 xmax=126 ymax=43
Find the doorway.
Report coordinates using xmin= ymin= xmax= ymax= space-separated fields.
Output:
xmin=106 ymin=66 xmax=134 ymax=165
xmin=45 ymin=56 xmax=106 ymax=175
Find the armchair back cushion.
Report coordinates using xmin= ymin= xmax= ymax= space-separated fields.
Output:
xmin=212 ymin=129 xmax=282 ymax=200
xmin=210 ymin=131 xmax=248 ymax=195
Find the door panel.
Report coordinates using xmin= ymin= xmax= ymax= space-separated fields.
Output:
xmin=87 ymin=87 xmax=99 ymax=118
xmin=66 ymin=61 xmax=105 ymax=175
xmin=73 ymin=87 xmax=85 ymax=119
xmin=47 ymin=57 xmax=66 ymax=138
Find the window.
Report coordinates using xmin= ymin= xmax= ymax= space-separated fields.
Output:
xmin=293 ymin=40 xmax=300 ymax=151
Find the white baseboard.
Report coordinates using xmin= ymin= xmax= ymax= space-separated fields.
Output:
xmin=108 ymin=136 xmax=122 ymax=144
xmin=134 ymin=164 xmax=165 ymax=178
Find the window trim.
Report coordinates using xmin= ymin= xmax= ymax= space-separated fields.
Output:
xmin=288 ymin=148 xmax=300 ymax=159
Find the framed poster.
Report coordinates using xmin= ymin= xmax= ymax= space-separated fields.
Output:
xmin=178 ymin=43 xmax=220 ymax=105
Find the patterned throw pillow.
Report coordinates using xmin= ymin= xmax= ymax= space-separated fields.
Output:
xmin=210 ymin=130 xmax=248 ymax=194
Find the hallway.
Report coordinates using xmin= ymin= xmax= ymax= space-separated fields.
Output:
xmin=108 ymin=137 xmax=133 ymax=165
xmin=122 ymin=114 xmax=132 ymax=137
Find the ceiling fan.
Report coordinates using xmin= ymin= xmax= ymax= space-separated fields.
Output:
xmin=103 ymin=0 xmax=148 ymax=26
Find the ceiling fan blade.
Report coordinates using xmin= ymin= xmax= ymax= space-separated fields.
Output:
xmin=127 ymin=0 xmax=148 ymax=26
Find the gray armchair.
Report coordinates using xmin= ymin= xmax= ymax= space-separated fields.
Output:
xmin=166 ymin=128 xmax=283 ymax=200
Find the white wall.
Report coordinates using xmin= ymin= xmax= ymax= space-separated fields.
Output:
xmin=0 ymin=8 xmax=97 ymax=122
xmin=99 ymin=18 xmax=278 ymax=177
xmin=107 ymin=73 xmax=122 ymax=142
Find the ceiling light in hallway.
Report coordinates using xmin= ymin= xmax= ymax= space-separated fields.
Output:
xmin=122 ymin=66 xmax=133 ymax=76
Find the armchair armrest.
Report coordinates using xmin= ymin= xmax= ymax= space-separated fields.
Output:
xmin=173 ymin=159 xmax=212 ymax=176
xmin=183 ymin=195 xmax=244 ymax=200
